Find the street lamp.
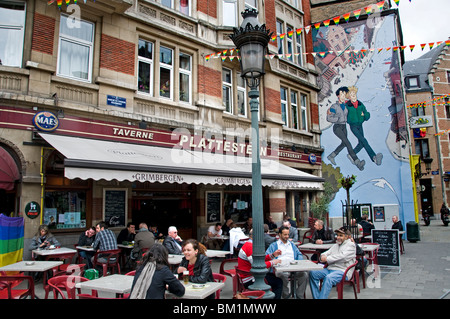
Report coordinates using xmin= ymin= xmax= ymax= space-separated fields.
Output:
xmin=230 ymin=8 xmax=273 ymax=298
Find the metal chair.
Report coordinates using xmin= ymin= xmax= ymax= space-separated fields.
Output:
xmin=335 ymin=261 xmax=359 ymax=299
xmin=92 ymin=249 xmax=121 ymax=276
xmin=47 ymin=275 xmax=91 ymax=299
xmin=0 ymin=274 xmax=35 ymax=299
xmin=219 ymin=258 xmax=238 ymax=295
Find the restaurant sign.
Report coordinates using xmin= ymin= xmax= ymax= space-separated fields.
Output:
xmin=25 ymin=201 xmax=40 ymax=219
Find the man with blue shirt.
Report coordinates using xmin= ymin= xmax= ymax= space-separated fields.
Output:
xmin=266 ymin=226 xmax=308 ymax=299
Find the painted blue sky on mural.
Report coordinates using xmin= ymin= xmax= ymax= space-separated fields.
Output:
xmin=314 ymin=13 xmax=414 ymax=224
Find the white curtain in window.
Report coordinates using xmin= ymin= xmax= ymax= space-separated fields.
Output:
xmin=59 ymin=40 xmax=90 ymax=80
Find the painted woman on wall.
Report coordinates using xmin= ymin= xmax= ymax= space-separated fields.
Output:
xmin=346 ymin=86 xmax=383 ymax=166
xmin=326 ymin=86 xmax=365 ymax=171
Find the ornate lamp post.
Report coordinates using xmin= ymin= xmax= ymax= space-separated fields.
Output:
xmin=230 ymin=8 xmax=273 ymax=298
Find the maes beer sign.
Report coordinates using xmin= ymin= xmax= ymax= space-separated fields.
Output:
xmin=33 ymin=111 xmax=59 ymax=132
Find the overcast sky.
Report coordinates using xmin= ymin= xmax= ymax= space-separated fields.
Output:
xmin=396 ymin=0 xmax=450 ymax=60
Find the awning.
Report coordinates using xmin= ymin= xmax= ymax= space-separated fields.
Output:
xmin=39 ymin=133 xmax=323 ymax=190
xmin=0 ymin=147 xmax=20 ymax=191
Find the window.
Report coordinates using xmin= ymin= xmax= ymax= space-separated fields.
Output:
xmin=277 ymin=20 xmax=284 ymax=55
xmin=161 ymin=0 xmax=173 ymax=9
xmin=296 ymin=31 xmax=304 ymax=66
xmin=237 ymin=72 xmax=247 ymax=117
xmin=159 ymin=46 xmax=173 ymax=99
xmin=223 ymin=0 xmax=237 ymax=27
xmin=44 ymin=190 xmax=87 ymax=230
xmin=447 ymin=71 xmax=450 ymax=83
xmin=179 ymin=52 xmax=191 ymax=103
xmin=286 ymin=25 xmax=294 ymax=62
xmin=0 ymin=1 xmax=26 ymax=67
xmin=415 ymin=139 xmax=429 ymax=158
xmin=300 ymin=93 xmax=308 ymax=130
xmin=138 ymin=39 xmax=153 ymax=95
xmin=407 ymin=76 xmax=419 ymax=89
xmin=245 ymin=0 xmax=257 ymax=9
xmin=411 ymin=106 xmax=425 ymax=117
xmin=445 ymin=98 xmax=450 ymax=119
xmin=57 ymin=14 xmax=94 ymax=82
xmin=223 ymin=68 xmax=233 ymax=113
xmin=179 ymin=0 xmax=190 ymax=15
xmin=290 ymin=91 xmax=298 ymax=129
xmin=281 ymin=87 xmax=288 ymax=126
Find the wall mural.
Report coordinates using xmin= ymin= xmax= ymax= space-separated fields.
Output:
xmin=313 ymin=13 xmax=414 ymax=225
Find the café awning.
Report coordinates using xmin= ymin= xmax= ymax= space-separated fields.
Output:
xmin=0 ymin=147 xmax=20 ymax=191
xmin=39 ymin=133 xmax=323 ymax=190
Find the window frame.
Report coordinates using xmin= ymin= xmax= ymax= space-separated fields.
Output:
xmin=415 ymin=138 xmax=429 ymax=159
xmin=56 ymin=14 xmax=95 ymax=83
xmin=237 ymin=72 xmax=247 ymax=117
xmin=159 ymin=45 xmax=174 ymax=100
xmin=137 ymin=39 xmax=154 ymax=96
xmin=222 ymin=67 xmax=233 ymax=114
xmin=0 ymin=0 xmax=26 ymax=67
xmin=300 ymin=93 xmax=308 ymax=131
xmin=179 ymin=52 xmax=192 ymax=104
xmin=280 ymin=86 xmax=288 ymax=126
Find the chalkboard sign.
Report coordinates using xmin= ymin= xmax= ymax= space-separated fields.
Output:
xmin=371 ymin=229 xmax=400 ymax=269
xmin=103 ymin=189 xmax=127 ymax=227
xmin=206 ymin=192 xmax=221 ymax=224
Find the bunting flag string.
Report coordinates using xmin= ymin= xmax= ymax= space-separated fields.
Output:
xmin=204 ymin=39 xmax=450 ymax=63
xmin=407 ymin=94 xmax=450 ymax=109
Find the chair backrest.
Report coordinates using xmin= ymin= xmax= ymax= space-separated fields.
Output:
xmin=342 ymin=261 xmax=358 ymax=283
xmin=125 ymin=270 xmax=136 ymax=276
xmin=0 ymin=275 xmax=35 ymax=299
xmin=93 ymin=249 xmax=121 ymax=264
xmin=235 ymin=266 xmax=253 ymax=293
xmin=219 ymin=258 xmax=238 ymax=275
xmin=212 ymin=273 xmax=227 ymax=299
xmin=47 ymin=275 xmax=89 ymax=299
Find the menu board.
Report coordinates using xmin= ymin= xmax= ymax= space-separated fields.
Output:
xmin=371 ymin=229 xmax=400 ymax=268
xmin=103 ymin=189 xmax=127 ymax=227
xmin=206 ymin=192 xmax=221 ymax=224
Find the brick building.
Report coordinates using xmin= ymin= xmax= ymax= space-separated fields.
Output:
xmin=0 ymin=0 xmax=323 ymax=255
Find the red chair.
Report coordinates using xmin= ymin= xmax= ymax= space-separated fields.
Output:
xmin=0 ymin=274 xmax=35 ymax=299
xmin=47 ymin=275 xmax=92 ymax=299
xmin=45 ymin=252 xmax=77 ymax=276
xmin=335 ymin=261 xmax=359 ymax=299
xmin=212 ymin=273 xmax=227 ymax=299
xmin=125 ymin=270 xmax=136 ymax=276
xmin=235 ymin=290 xmax=265 ymax=299
xmin=219 ymin=258 xmax=238 ymax=295
xmin=235 ymin=266 xmax=253 ymax=293
xmin=302 ymin=229 xmax=313 ymax=244
xmin=92 ymin=249 xmax=121 ymax=276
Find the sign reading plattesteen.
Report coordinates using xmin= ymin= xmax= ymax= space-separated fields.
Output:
xmin=371 ymin=229 xmax=400 ymax=270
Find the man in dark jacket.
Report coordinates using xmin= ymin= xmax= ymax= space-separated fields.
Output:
xmin=312 ymin=220 xmax=334 ymax=244
xmin=163 ymin=226 xmax=183 ymax=255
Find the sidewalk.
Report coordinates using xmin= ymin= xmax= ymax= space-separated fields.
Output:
xmin=31 ymin=218 xmax=450 ymax=299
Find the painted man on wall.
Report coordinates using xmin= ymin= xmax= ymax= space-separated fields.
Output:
xmin=327 ymin=86 xmax=365 ymax=171
xmin=346 ymin=86 xmax=383 ymax=166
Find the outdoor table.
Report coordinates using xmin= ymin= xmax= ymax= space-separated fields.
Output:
xmin=298 ymin=243 xmax=334 ymax=250
xmin=76 ymin=245 xmax=94 ymax=251
xmin=205 ymin=249 xmax=229 ymax=258
xmin=0 ymin=260 xmax=63 ymax=298
xmin=117 ymin=244 xmax=134 ymax=269
xmin=75 ymin=274 xmax=134 ymax=298
xmin=31 ymin=247 xmax=77 ymax=260
xmin=274 ymin=260 xmax=324 ymax=298
xmin=168 ymin=254 xmax=183 ymax=265
xmin=165 ymin=281 xmax=225 ymax=299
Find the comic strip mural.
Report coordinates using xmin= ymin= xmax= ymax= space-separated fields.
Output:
xmin=313 ymin=12 xmax=415 ymax=226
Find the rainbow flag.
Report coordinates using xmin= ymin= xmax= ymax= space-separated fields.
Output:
xmin=0 ymin=214 xmax=24 ymax=267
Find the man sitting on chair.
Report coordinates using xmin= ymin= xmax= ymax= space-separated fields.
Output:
xmin=309 ymin=227 xmax=356 ymax=299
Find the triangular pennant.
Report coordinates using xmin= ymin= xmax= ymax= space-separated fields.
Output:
xmin=393 ymin=0 xmax=400 ymax=5
xmin=445 ymin=40 xmax=450 ymax=46
xmin=304 ymin=26 xmax=311 ymax=34
xmin=393 ymin=46 xmax=399 ymax=52
xmin=409 ymin=45 xmax=415 ymax=52
xmin=400 ymin=46 xmax=406 ymax=51
xmin=429 ymin=42 xmax=435 ymax=50
xmin=420 ymin=43 xmax=426 ymax=50
xmin=310 ymin=52 xmax=317 ymax=58
xmin=205 ymin=55 xmax=211 ymax=61
xmin=287 ymin=30 xmax=294 ymax=38
xmin=385 ymin=47 xmax=391 ymax=51
xmin=296 ymin=28 xmax=302 ymax=35
xmin=364 ymin=6 xmax=373 ymax=15
xmin=47 ymin=0 xmax=55 ymax=4
xmin=318 ymin=52 xmax=326 ymax=58
xmin=343 ymin=13 xmax=350 ymax=22
xmin=229 ymin=56 xmax=235 ymax=62
xmin=333 ymin=16 xmax=340 ymax=25
xmin=323 ymin=19 xmax=330 ymax=27
xmin=65 ymin=0 xmax=70 ymax=4
xmin=271 ymin=35 xmax=277 ymax=42
xmin=56 ymin=0 xmax=62 ymax=8
xmin=378 ymin=48 xmax=383 ymax=53
xmin=314 ymin=23 xmax=321 ymax=30
xmin=280 ymin=33 xmax=285 ymax=40
xmin=376 ymin=1 xmax=385 ymax=11
xmin=353 ymin=9 xmax=361 ymax=19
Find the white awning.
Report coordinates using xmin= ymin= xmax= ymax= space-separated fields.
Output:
xmin=39 ymin=133 xmax=323 ymax=190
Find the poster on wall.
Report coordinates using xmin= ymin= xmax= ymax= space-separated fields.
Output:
xmin=313 ymin=12 xmax=414 ymax=225
xmin=373 ymin=206 xmax=385 ymax=222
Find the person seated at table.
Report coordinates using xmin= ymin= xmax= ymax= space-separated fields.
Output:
xmin=206 ymin=223 xmax=223 ymax=250
xmin=117 ymin=222 xmax=136 ymax=244
xmin=163 ymin=226 xmax=183 ymax=255
xmin=237 ymin=229 xmax=283 ymax=299
xmin=131 ymin=223 xmax=155 ymax=262
xmin=309 ymin=227 xmax=356 ymax=299
xmin=243 ymin=217 xmax=252 ymax=235
xmin=311 ymin=220 xmax=334 ymax=245
xmin=177 ymin=239 xmax=215 ymax=299
xmin=359 ymin=214 xmax=375 ymax=236
xmin=282 ymin=220 xmax=298 ymax=242
xmin=264 ymin=224 xmax=276 ymax=250
xmin=150 ymin=224 xmax=164 ymax=240
xmin=266 ymin=226 xmax=308 ymax=299
xmin=29 ymin=224 xmax=61 ymax=251
xmin=265 ymin=215 xmax=278 ymax=231
xmin=77 ymin=227 xmax=96 ymax=268
xmin=129 ymin=244 xmax=185 ymax=299
xmin=91 ymin=221 xmax=118 ymax=275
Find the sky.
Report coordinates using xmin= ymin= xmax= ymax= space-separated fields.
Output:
xmin=396 ymin=0 xmax=450 ymax=60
